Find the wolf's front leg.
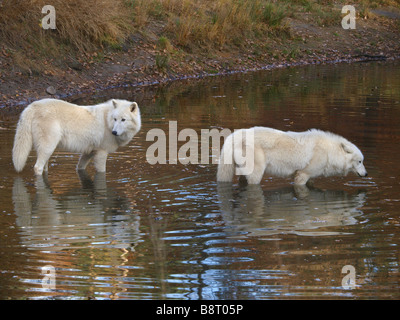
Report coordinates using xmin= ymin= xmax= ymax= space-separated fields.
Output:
xmin=77 ymin=151 xmax=95 ymax=171
xmin=294 ymin=171 xmax=310 ymax=185
xmin=93 ymin=150 xmax=108 ymax=172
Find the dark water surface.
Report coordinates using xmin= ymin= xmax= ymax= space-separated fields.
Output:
xmin=0 ymin=61 xmax=399 ymax=299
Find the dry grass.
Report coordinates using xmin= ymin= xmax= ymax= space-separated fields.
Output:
xmin=55 ymin=0 xmax=130 ymax=50
xmin=131 ymin=0 xmax=289 ymax=48
xmin=0 ymin=0 xmax=130 ymax=58
xmin=1 ymin=0 xmax=398 ymax=72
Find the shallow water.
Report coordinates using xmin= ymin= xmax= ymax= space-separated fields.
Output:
xmin=0 ymin=60 xmax=399 ymax=299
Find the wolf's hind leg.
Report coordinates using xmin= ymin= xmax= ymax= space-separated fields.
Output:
xmin=245 ymin=166 xmax=265 ymax=184
xmin=244 ymin=148 xmax=266 ymax=184
xmin=77 ymin=151 xmax=96 ymax=171
xmin=33 ymin=124 xmax=61 ymax=175
xmin=34 ymin=146 xmax=57 ymax=175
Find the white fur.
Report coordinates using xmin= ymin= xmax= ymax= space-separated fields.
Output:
xmin=217 ymin=127 xmax=367 ymax=185
xmin=12 ymin=98 xmax=141 ymax=175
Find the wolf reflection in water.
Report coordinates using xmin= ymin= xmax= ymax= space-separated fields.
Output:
xmin=12 ymin=172 xmax=141 ymax=251
xmin=217 ymin=183 xmax=366 ymax=237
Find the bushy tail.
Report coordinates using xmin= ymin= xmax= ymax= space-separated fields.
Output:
xmin=217 ymin=134 xmax=235 ymax=182
xmin=12 ymin=108 xmax=33 ymax=172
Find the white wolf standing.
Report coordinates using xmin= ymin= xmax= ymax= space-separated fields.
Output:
xmin=217 ymin=127 xmax=367 ymax=185
xmin=13 ymin=98 xmax=141 ymax=175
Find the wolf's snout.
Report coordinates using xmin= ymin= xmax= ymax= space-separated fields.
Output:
xmin=112 ymin=130 xmax=118 ymax=136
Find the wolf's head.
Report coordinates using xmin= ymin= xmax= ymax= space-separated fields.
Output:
xmin=341 ymin=141 xmax=368 ymax=178
xmin=108 ymin=99 xmax=141 ymax=144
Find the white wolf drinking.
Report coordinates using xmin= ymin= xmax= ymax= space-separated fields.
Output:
xmin=217 ymin=127 xmax=367 ymax=185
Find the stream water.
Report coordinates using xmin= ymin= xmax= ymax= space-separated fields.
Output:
xmin=0 ymin=60 xmax=399 ymax=299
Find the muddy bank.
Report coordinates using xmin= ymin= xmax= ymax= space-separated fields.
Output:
xmin=1 ymin=7 xmax=399 ymax=109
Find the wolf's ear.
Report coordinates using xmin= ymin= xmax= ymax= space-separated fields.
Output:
xmin=131 ymin=102 xmax=138 ymax=112
xmin=341 ymin=142 xmax=352 ymax=154
xmin=112 ymin=99 xmax=118 ymax=109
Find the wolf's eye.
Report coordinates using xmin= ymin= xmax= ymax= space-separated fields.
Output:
xmin=114 ymin=118 xmax=117 ymax=121
xmin=358 ymin=161 xmax=362 ymax=164
xmin=121 ymin=119 xmax=126 ymax=122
